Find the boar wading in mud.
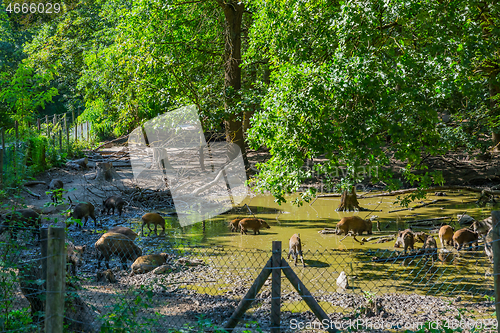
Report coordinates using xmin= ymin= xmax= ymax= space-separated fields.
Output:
xmin=453 ymin=228 xmax=479 ymax=251
xmin=239 ymin=218 xmax=270 ymax=235
xmin=394 ymin=229 xmax=415 ymax=254
xmin=71 ymin=202 xmax=99 ymax=228
xmin=0 ymin=209 xmax=41 ymax=241
xmin=130 ymin=253 xmax=169 ymax=275
xmin=228 ymin=218 xmax=242 ymax=232
xmin=102 ymin=196 xmax=126 ymax=216
xmin=48 ymin=179 xmax=64 ymax=203
xmin=141 ymin=213 xmax=165 ymax=236
xmin=95 ymin=232 xmax=142 ymax=270
xmin=335 ymin=216 xmax=372 ymax=236
xmin=288 ymin=233 xmax=305 ymax=267
xmin=438 ymin=225 xmax=454 ymax=248
xmin=67 ymin=242 xmax=86 ymax=275
xmin=108 ymin=226 xmax=138 ymax=240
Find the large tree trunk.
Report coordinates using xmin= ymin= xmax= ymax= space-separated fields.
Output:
xmin=336 ymin=187 xmax=363 ymax=212
xmin=491 ymin=83 xmax=500 ymax=152
xmin=219 ymin=0 xmax=249 ymax=169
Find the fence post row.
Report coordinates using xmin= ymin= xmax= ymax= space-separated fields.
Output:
xmin=224 ymin=241 xmax=337 ymax=333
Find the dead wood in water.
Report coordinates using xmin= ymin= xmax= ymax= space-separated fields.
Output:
xmin=317 ymin=185 xmax=500 ymax=199
xmin=388 ymin=199 xmax=448 ymax=213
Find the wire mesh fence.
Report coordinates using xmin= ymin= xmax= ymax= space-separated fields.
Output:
xmin=0 ymin=224 xmax=497 ymax=333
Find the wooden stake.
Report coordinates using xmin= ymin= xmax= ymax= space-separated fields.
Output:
xmin=45 ymin=226 xmax=65 ymax=333
xmin=492 ymin=211 xmax=500 ymax=332
xmin=271 ymin=241 xmax=282 ymax=333
xmin=281 ymin=259 xmax=337 ymax=333
xmin=224 ymin=258 xmax=272 ymax=330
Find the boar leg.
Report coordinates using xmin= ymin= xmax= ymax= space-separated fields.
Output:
xmin=119 ymin=257 xmax=128 ymax=270
xmin=90 ymin=213 xmax=99 ymax=228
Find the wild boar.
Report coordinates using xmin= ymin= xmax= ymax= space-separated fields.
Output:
xmin=394 ymin=229 xmax=414 ymax=254
xmin=453 ymin=228 xmax=478 ymax=251
xmin=335 ymin=216 xmax=372 ymax=236
xmin=71 ymin=203 xmax=99 ymax=228
xmin=101 ymin=196 xmax=126 ymax=216
xmin=141 ymin=213 xmax=165 ymax=236
xmin=0 ymin=209 xmax=41 ymax=241
xmin=472 ymin=217 xmax=492 ymax=238
xmin=95 ymin=232 xmax=142 ymax=270
xmin=239 ymin=218 xmax=270 ymax=235
xmin=287 ymin=234 xmax=304 ymax=267
xmin=421 ymin=235 xmax=438 ymax=262
xmin=228 ymin=218 xmax=241 ymax=232
xmin=438 ymin=225 xmax=454 ymax=248
xmin=130 ymin=253 xmax=169 ymax=275
xmin=48 ymin=179 xmax=64 ymax=203
xmin=108 ymin=226 xmax=137 ymax=240
xmin=414 ymin=232 xmax=427 ymax=243
xmin=67 ymin=242 xmax=86 ymax=275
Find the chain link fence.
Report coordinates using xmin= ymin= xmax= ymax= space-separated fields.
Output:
xmin=0 ymin=223 xmax=497 ymax=333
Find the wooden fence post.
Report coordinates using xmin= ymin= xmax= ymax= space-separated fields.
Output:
xmin=45 ymin=226 xmax=65 ymax=333
xmin=492 ymin=211 xmax=500 ymax=332
xmin=64 ymin=114 xmax=69 ymax=153
xmin=46 ymin=115 xmax=49 ymax=138
xmin=271 ymin=241 xmax=281 ymax=333
xmin=224 ymin=258 xmax=272 ymax=330
xmin=37 ymin=118 xmax=41 ymax=133
xmin=40 ymin=227 xmax=48 ymax=286
xmin=86 ymin=121 xmax=90 ymax=142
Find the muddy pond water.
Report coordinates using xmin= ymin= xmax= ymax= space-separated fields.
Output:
xmin=130 ymin=190 xmax=499 ymax=318
xmin=161 ymin=190 xmax=497 ymax=252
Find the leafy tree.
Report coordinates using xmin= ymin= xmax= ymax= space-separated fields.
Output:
xmin=246 ymin=0 xmax=500 ymax=209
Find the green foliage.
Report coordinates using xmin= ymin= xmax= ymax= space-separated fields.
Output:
xmin=246 ymin=0 xmax=500 ymax=204
xmin=99 ymin=286 xmax=163 ymax=332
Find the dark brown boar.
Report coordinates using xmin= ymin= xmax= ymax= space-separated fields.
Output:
xmin=439 ymin=225 xmax=454 ymax=248
xmin=95 ymin=232 xmax=142 ymax=270
xmin=287 ymin=234 xmax=304 ymax=267
xmin=394 ymin=229 xmax=414 ymax=254
xmin=238 ymin=218 xmax=270 ymax=235
xmin=108 ymin=226 xmax=137 ymax=240
xmin=228 ymin=218 xmax=241 ymax=232
xmin=453 ymin=228 xmax=478 ymax=251
xmin=71 ymin=202 xmax=99 ymax=228
xmin=421 ymin=235 xmax=438 ymax=262
xmin=101 ymin=196 xmax=126 ymax=216
xmin=48 ymin=179 xmax=64 ymax=203
xmin=335 ymin=216 xmax=372 ymax=236
xmin=141 ymin=213 xmax=165 ymax=235
xmin=414 ymin=232 xmax=427 ymax=243
xmin=130 ymin=253 xmax=169 ymax=275
xmin=67 ymin=241 xmax=86 ymax=275
xmin=0 ymin=209 xmax=41 ymax=241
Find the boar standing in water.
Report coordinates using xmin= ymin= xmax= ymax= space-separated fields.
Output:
xmin=70 ymin=202 xmax=99 ymax=228
xmin=239 ymin=218 xmax=270 ymax=235
xmin=108 ymin=226 xmax=138 ymax=240
xmin=421 ymin=235 xmax=438 ymax=262
xmin=394 ymin=229 xmax=415 ymax=254
xmin=453 ymin=228 xmax=478 ymax=251
xmin=438 ymin=225 xmax=454 ymax=248
xmin=335 ymin=216 xmax=372 ymax=243
xmin=288 ymin=234 xmax=305 ymax=267
xmin=130 ymin=253 xmax=169 ymax=275
xmin=67 ymin=242 xmax=86 ymax=275
xmin=102 ymin=196 xmax=126 ymax=216
xmin=48 ymin=179 xmax=64 ymax=203
xmin=95 ymin=232 xmax=142 ymax=270
xmin=141 ymin=213 xmax=166 ymax=236
xmin=228 ymin=218 xmax=241 ymax=232
xmin=0 ymin=209 xmax=41 ymax=241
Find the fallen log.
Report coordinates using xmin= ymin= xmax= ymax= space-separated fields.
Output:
xmin=24 ymin=181 xmax=48 ymax=187
xmin=317 ymin=186 xmax=500 ymax=199
xmin=66 ymin=157 xmax=88 ymax=170
xmin=388 ymin=199 xmax=448 ymax=213
xmin=92 ymin=135 xmax=129 ymax=152
xmin=22 ymin=186 xmax=40 ymax=199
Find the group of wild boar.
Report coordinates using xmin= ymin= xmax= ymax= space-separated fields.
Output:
xmin=0 ymin=179 xmax=172 ymax=277
xmin=228 ymin=212 xmax=493 ymax=268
